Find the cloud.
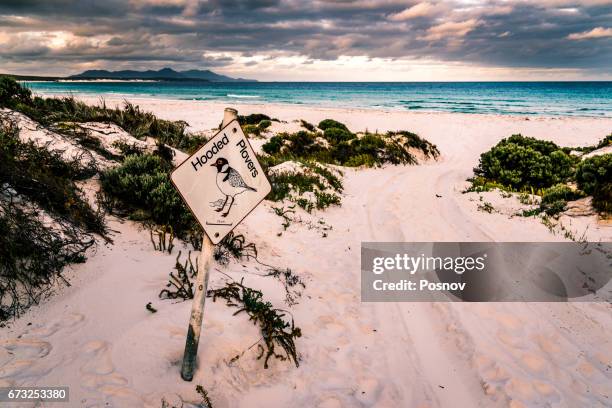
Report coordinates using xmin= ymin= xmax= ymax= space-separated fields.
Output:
xmin=567 ymin=26 xmax=612 ymax=40
xmin=0 ymin=0 xmax=610 ymax=78
xmin=388 ymin=2 xmax=436 ymax=21
xmin=422 ymin=19 xmax=480 ymax=41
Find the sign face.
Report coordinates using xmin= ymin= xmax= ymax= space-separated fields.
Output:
xmin=171 ymin=120 xmax=271 ymax=244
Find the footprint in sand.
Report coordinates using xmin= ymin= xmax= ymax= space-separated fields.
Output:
xmin=80 ymin=340 xmax=115 ymax=376
xmin=1 ymin=338 xmax=52 ymax=359
xmin=24 ymin=312 xmax=85 ymax=338
xmin=79 ymin=340 xmax=143 ymax=406
xmin=0 ymin=337 xmax=56 ymax=380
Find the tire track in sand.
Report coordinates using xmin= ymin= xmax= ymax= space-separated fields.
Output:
xmin=363 ymin=163 xmax=490 ymax=407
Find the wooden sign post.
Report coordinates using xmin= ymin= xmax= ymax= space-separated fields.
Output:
xmin=171 ymin=108 xmax=271 ymax=381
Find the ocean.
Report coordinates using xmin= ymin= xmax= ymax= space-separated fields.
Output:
xmin=24 ymin=81 xmax=612 ymax=117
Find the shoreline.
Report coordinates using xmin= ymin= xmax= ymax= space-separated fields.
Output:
xmin=33 ymin=91 xmax=612 ymax=121
xmin=37 ymin=93 xmax=612 ymax=142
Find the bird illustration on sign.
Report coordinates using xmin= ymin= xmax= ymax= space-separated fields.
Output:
xmin=210 ymin=157 xmax=257 ymax=217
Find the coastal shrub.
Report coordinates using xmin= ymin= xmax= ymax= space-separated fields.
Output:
xmin=262 ymin=135 xmax=284 ymax=154
xmin=0 ymin=77 xmax=199 ymax=151
xmin=315 ymin=191 xmax=341 ymax=209
xmin=323 ymin=127 xmax=355 ymax=144
xmin=100 ymin=153 xmax=200 ymax=237
xmin=159 ymin=251 xmax=197 ymax=301
xmin=0 ymin=117 xmax=102 ymax=321
xmin=238 ymin=113 xmax=272 ymax=125
xmin=570 ymin=134 xmax=612 ymax=154
xmin=381 ymin=139 xmax=417 ymax=165
xmin=299 ymin=119 xmax=316 ymax=132
xmin=344 ymin=153 xmax=376 ymax=167
xmin=259 ymin=119 xmax=272 ymax=130
xmin=209 ymin=278 xmax=301 ymax=369
xmin=389 ymin=130 xmax=441 ymax=159
xmin=180 ymin=134 xmax=208 ymax=154
xmin=261 ymin=127 xmax=437 ymax=168
xmin=0 ymin=76 xmax=32 ymax=105
xmin=266 ymin=161 xmax=342 ymax=211
xmin=284 ymin=130 xmax=323 ymax=157
xmin=541 ymin=184 xmax=583 ymax=205
xmin=243 ymin=119 xmax=271 ymax=137
xmin=595 ymin=134 xmax=612 ymax=150
xmin=474 ymin=134 xmax=574 ymax=190
xmin=576 ymin=154 xmax=612 ymax=213
xmin=535 ymin=184 xmax=585 ymax=216
xmin=318 ymin=119 xmax=349 ymax=132
xmin=0 ymin=120 xmax=105 ymax=234
xmin=0 ymin=191 xmax=94 ymax=321
xmin=267 ymin=172 xmax=326 ymax=201
xmin=214 ymin=232 xmax=258 ymax=265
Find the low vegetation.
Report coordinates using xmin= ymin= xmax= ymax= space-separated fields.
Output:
xmin=100 ymin=152 xmax=201 ymax=240
xmin=264 ymin=161 xmax=343 ymax=212
xmin=470 ymin=134 xmax=611 ymax=216
xmin=0 ymin=120 xmax=105 ymax=234
xmin=539 ymin=184 xmax=585 ymax=215
xmin=0 ymin=119 xmax=101 ymax=321
xmin=238 ymin=113 xmax=276 ymax=137
xmin=576 ymin=154 xmax=612 ymax=213
xmin=209 ymin=278 xmax=301 ymax=369
xmin=261 ymin=118 xmax=439 ymax=168
xmin=473 ymin=134 xmax=574 ymax=191
xmin=569 ymin=133 xmax=612 ymax=154
xmin=214 ymin=232 xmax=257 ymax=265
xmin=159 ymin=251 xmax=198 ymax=301
xmin=1 ymin=76 xmax=202 ymax=151
xmin=260 ymin=119 xmax=437 ymax=212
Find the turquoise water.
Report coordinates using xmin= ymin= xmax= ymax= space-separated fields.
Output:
xmin=24 ymin=81 xmax=612 ymax=117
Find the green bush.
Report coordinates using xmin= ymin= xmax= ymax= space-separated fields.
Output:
xmin=318 ymin=119 xmax=349 ymax=132
xmin=0 ymin=76 xmax=32 ymax=105
xmin=243 ymin=119 xmax=272 ymax=137
xmin=389 ymin=130 xmax=440 ymax=159
xmin=267 ymin=171 xmax=327 ymax=202
xmin=299 ymin=119 xmax=315 ymax=132
xmin=238 ymin=113 xmax=272 ymax=125
xmin=315 ymin=191 xmax=341 ymax=209
xmin=258 ymin=119 xmax=272 ymax=130
xmin=261 ymin=126 xmax=437 ymax=168
xmin=0 ymin=121 xmax=105 ymax=234
xmin=286 ymin=131 xmax=322 ymax=156
xmin=323 ymin=127 xmax=355 ymax=144
xmin=535 ymin=184 xmax=585 ymax=216
xmin=266 ymin=161 xmax=342 ymax=211
xmin=474 ymin=134 xmax=574 ymax=190
xmin=262 ymin=135 xmax=284 ymax=154
xmin=576 ymin=154 xmax=612 ymax=213
xmin=541 ymin=184 xmax=583 ymax=205
xmin=344 ymin=153 xmax=376 ymax=167
xmin=596 ymin=134 xmax=612 ymax=150
xmin=100 ymin=154 xmax=199 ymax=237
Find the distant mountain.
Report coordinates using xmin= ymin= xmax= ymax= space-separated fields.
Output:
xmin=69 ymin=68 xmax=256 ymax=82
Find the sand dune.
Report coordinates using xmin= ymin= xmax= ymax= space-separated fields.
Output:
xmin=1 ymin=98 xmax=611 ymax=407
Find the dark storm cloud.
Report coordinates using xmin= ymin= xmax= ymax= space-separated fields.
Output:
xmin=0 ymin=0 xmax=610 ymax=75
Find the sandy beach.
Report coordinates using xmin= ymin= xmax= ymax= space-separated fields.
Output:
xmin=1 ymin=96 xmax=611 ymax=407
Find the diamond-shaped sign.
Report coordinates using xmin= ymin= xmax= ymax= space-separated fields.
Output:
xmin=171 ymin=120 xmax=271 ymax=244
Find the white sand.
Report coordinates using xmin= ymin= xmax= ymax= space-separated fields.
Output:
xmin=1 ymin=97 xmax=611 ymax=407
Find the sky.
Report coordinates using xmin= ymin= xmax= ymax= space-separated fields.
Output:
xmin=0 ymin=0 xmax=611 ymax=81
